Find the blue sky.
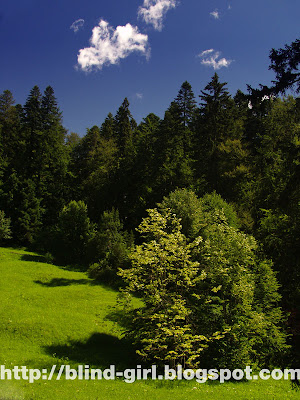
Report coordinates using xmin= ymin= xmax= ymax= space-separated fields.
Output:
xmin=0 ymin=0 xmax=299 ymax=136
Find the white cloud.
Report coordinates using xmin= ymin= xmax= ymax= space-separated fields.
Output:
xmin=77 ymin=19 xmax=149 ymax=71
xmin=210 ymin=9 xmax=220 ymax=19
xmin=138 ymin=0 xmax=177 ymax=31
xmin=136 ymin=93 xmax=143 ymax=99
xmin=198 ymin=49 xmax=232 ymax=70
xmin=200 ymin=49 xmax=214 ymax=57
xmin=70 ymin=19 xmax=85 ymax=33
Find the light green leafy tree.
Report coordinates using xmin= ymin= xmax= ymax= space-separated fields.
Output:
xmin=159 ymin=189 xmax=288 ymax=369
xmin=119 ymin=208 xmax=217 ymax=368
xmin=126 ymin=189 xmax=287 ymax=369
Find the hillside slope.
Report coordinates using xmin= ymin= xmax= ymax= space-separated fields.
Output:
xmin=0 ymin=247 xmax=298 ymax=400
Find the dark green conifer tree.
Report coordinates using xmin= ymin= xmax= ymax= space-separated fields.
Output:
xmin=174 ymin=81 xmax=197 ymax=127
xmin=196 ymin=73 xmax=248 ymax=199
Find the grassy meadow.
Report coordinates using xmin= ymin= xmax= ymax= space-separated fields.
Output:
xmin=0 ymin=247 xmax=298 ymax=399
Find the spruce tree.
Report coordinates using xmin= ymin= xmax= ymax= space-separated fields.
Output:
xmin=153 ymin=101 xmax=195 ymax=199
xmin=114 ymin=98 xmax=137 ymax=157
xmin=174 ymin=81 xmax=197 ymax=127
xmin=38 ymin=85 xmax=68 ymax=226
xmin=101 ymin=112 xmax=115 ymax=140
xmin=196 ymin=73 xmax=247 ymax=198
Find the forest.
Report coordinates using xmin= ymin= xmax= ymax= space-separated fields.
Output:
xmin=0 ymin=38 xmax=299 ymax=377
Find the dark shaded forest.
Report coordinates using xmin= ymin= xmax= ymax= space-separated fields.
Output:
xmin=0 ymin=39 xmax=299 ymax=374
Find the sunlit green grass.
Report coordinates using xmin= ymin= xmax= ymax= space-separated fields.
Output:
xmin=0 ymin=247 xmax=298 ymax=399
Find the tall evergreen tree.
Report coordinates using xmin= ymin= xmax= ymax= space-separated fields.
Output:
xmin=101 ymin=112 xmax=115 ymax=140
xmin=2 ymin=85 xmax=69 ymax=241
xmin=0 ymin=90 xmax=15 ymax=114
xmin=120 ymin=113 xmax=161 ymax=227
xmin=268 ymin=38 xmax=300 ymax=94
xmin=114 ymin=98 xmax=137 ymax=157
xmin=38 ymin=86 xmax=68 ymax=225
xmin=0 ymin=90 xmax=23 ymax=171
xmin=107 ymin=99 xmax=139 ymax=223
xmin=23 ymin=85 xmax=42 ymax=133
xmin=196 ymin=73 xmax=247 ymax=198
xmin=153 ymin=101 xmax=195 ymax=199
xmin=174 ymin=81 xmax=197 ymax=127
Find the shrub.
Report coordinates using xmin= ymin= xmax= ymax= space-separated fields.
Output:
xmin=88 ymin=209 xmax=133 ymax=283
xmin=0 ymin=210 xmax=12 ymax=241
xmin=53 ymin=200 xmax=96 ymax=266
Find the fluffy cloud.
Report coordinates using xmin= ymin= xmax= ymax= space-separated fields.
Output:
xmin=77 ymin=19 xmax=149 ymax=71
xmin=70 ymin=19 xmax=85 ymax=33
xmin=210 ymin=9 xmax=220 ymax=19
xmin=138 ymin=0 xmax=177 ymax=31
xmin=198 ymin=49 xmax=232 ymax=70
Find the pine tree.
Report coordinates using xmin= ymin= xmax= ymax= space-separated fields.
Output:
xmin=17 ymin=179 xmax=44 ymax=243
xmin=3 ymin=85 xmax=69 ymax=240
xmin=0 ymin=90 xmax=15 ymax=114
xmin=196 ymin=73 xmax=247 ymax=198
xmin=41 ymin=86 xmax=63 ymax=130
xmin=101 ymin=112 xmax=115 ymax=140
xmin=198 ymin=72 xmax=231 ymax=146
xmin=249 ymin=38 xmax=300 ymax=100
xmin=153 ymin=101 xmax=195 ymax=199
xmin=126 ymin=113 xmax=161 ymax=223
xmin=114 ymin=98 xmax=137 ymax=157
xmin=174 ymin=81 xmax=197 ymax=127
xmin=107 ymin=98 xmax=138 ymax=222
xmin=23 ymin=85 xmax=42 ymax=133
xmin=0 ymin=90 xmax=23 ymax=171
xmin=38 ymin=86 xmax=68 ymax=226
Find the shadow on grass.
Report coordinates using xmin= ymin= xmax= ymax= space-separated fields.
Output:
xmin=44 ymin=333 xmax=137 ymax=369
xmin=104 ymin=307 xmax=135 ymax=332
xmin=34 ymin=277 xmax=118 ymax=290
xmin=21 ymin=254 xmax=48 ymax=263
xmin=34 ymin=278 xmax=93 ymax=287
xmin=21 ymin=252 xmax=87 ymax=272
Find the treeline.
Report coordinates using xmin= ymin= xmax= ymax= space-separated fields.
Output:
xmin=0 ymin=40 xmax=299 ymax=372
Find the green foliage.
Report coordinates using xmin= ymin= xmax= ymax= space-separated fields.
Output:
xmin=121 ymin=113 xmax=161 ymax=225
xmin=258 ymin=207 xmax=300 ymax=306
xmin=120 ymin=208 xmax=209 ymax=368
xmin=153 ymin=101 xmax=195 ymax=198
xmin=122 ymin=191 xmax=287 ymax=369
xmin=17 ymin=179 xmax=44 ymax=243
xmin=0 ymin=86 xmax=68 ymax=243
xmin=269 ymin=38 xmax=300 ymax=94
xmin=174 ymin=81 xmax=197 ymax=127
xmin=0 ymin=210 xmax=12 ymax=240
xmin=200 ymin=191 xmax=240 ymax=229
xmin=53 ymin=200 xmax=96 ymax=265
xmin=194 ymin=218 xmax=287 ymax=369
xmin=249 ymin=38 xmax=300 ymax=98
xmin=88 ymin=209 xmax=134 ymax=283
xmin=196 ymin=73 xmax=249 ymax=198
xmin=158 ymin=189 xmax=239 ymax=240
xmin=158 ymin=188 xmax=204 ymax=239
xmin=114 ymin=97 xmax=137 ymax=157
